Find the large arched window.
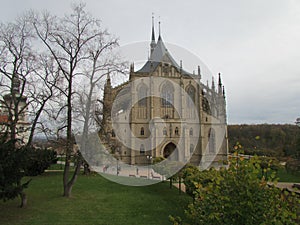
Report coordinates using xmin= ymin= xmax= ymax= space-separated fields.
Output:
xmin=208 ymin=128 xmax=216 ymax=153
xmin=138 ymin=84 xmax=148 ymax=106
xmin=161 ymin=82 xmax=174 ymax=107
xmin=186 ymin=85 xmax=196 ymax=107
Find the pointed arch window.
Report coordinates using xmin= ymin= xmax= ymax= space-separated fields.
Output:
xmin=209 ymin=128 xmax=216 ymax=153
xmin=140 ymin=144 xmax=145 ymax=155
xmin=186 ymin=85 xmax=196 ymax=107
xmin=175 ymin=127 xmax=179 ymax=136
xmin=138 ymin=84 xmax=148 ymax=106
xmin=163 ymin=127 xmax=167 ymax=136
xmin=140 ymin=127 xmax=144 ymax=136
xmin=161 ymin=82 xmax=174 ymax=107
xmin=189 ymin=128 xmax=193 ymax=136
xmin=111 ymin=129 xmax=116 ymax=137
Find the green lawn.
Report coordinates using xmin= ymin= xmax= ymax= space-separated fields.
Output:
xmin=0 ymin=172 xmax=191 ymax=225
xmin=277 ymin=168 xmax=300 ymax=183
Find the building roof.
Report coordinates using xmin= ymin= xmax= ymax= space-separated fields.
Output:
xmin=137 ymin=34 xmax=193 ymax=76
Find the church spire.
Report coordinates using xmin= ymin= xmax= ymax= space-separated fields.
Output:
xmin=211 ymin=76 xmax=215 ymax=91
xmin=150 ymin=14 xmax=156 ymax=55
xmin=151 ymin=14 xmax=155 ymax=41
xmin=198 ymin=65 xmax=201 ymax=80
xmin=158 ymin=19 xmax=162 ymax=40
xmin=218 ymin=73 xmax=222 ymax=94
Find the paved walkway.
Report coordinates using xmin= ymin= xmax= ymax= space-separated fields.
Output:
xmin=272 ymin=182 xmax=300 ymax=194
xmin=172 ymin=182 xmax=300 ymax=194
xmin=91 ymin=165 xmax=163 ymax=180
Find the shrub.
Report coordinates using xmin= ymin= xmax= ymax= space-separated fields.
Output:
xmin=23 ymin=147 xmax=57 ymax=176
xmin=172 ymin=153 xmax=300 ymax=225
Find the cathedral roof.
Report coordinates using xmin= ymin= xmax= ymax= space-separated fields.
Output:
xmin=137 ymin=35 xmax=184 ymax=74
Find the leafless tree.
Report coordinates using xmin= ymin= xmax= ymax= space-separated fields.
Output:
xmin=26 ymin=54 xmax=60 ymax=146
xmin=0 ymin=16 xmax=35 ymax=142
xmin=0 ymin=15 xmax=59 ymax=207
xmin=33 ymin=3 xmax=126 ymax=197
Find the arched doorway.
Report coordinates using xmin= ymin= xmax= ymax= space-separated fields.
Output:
xmin=163 ymin=142 xmax=178 ymax=160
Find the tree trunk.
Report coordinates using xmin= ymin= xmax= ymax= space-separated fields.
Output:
xmin=19 ymin=191 xmax=27 ymax=208
xmin=63 ymin=158 xmax=81 ymax=197
xmin=63 ymin=153 xmax=70 ymax=197
xmin=63 ymin=183 xmax=73 ymax=197
xmin=169 ymin=178 xmax=172 ymax=189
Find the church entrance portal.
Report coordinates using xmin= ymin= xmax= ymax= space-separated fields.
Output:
xmin=163 ymin=142 xmax=178 ymax=160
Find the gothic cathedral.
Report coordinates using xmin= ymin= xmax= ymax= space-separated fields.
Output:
xmin=101 ymin=21 xmax=228 ymax=168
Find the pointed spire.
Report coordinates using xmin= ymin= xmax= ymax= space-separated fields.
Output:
xmin=180 ymin=60 xmax=182 ymax=74
xmin=150 ymin=13 xmax=156 ymax=55
xmin=150 ymin=13 xmax=156 ymax=56
xmin=222 ymin=85 xmax=226 ymax=97
xmin=218 ymin=73 xmax=222 ymax=94
xmin=198 ymin=65 xmax=201 ymax=79
xmin=211 ymin=76 xmax=215 ymax=91
xmin=158 ymin=19 xmax=162 ymax=40
xmin=151 ymin=13 xmax=155 ymax=41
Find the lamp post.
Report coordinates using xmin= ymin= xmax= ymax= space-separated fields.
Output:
xmin=146 ymin=155 xmax=152 ymax=179
xmin=117 ymin=158 xmax=119 ymax=176
xmin=115 ymin=149 xmax=120 ymax=176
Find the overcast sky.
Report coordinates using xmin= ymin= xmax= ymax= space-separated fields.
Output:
xmin=1 ymin=0 xmax=300 ymax=124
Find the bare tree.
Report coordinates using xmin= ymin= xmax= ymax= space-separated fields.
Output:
xmin=26 ymin=54 xmax=60 ymax=146
xmin=75 ymin=35 xmax=127 ymax=174
xmin=0 ymin=17 xmax=35 ymax=142
xmin=33 ymin=3 xmax=125 ymax=197
xmin=0 ymin=15 xmax=59 ymax=207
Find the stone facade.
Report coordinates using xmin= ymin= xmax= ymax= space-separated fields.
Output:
xmin=101 ymin=23 xmax=228 ymax=168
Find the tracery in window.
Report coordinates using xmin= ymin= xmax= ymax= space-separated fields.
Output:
xmin=161 ymin=81 xmax=174 ymax=107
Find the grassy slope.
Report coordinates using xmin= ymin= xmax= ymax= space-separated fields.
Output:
xmin=0 ymin=172 xmax=191 ymax=225
xmin=277 ymin=168 xmax=300 ymax=183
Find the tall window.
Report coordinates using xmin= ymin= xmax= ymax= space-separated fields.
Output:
xmin=186 ymin=85 xmax=195 ymax=107
xmin=209 ymin=128 xmax=216 ymax=153
xmin=163 ymin=127 xmax=167 ymax=136
xmin=138 ymin=84 xmax=148 ymax=106
xmin=140 ymin=144 xmax=145 ymax=155
xmin=111 ymin=129 xmax=116 ymax=137
xmin=175 ymin=127 xmax=179 ymax=136
xmin=189 ymin=128 xmax=193 ymax=136
xmin=140 ymin=127 xmax=144 ymax=136
xmin=161 ymin=82 xmax=174 ymax=107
